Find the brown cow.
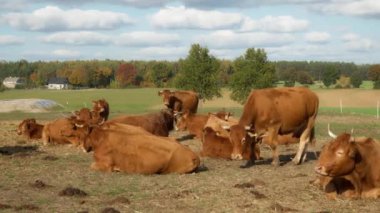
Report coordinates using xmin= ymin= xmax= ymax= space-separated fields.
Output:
xmin=202 ymin=127 xmax=259 ymax=160
xmin=92 ymin=99 xmax=109 ymax=121
xmin=204 ymin=113 xmax=238 ymax=138
xmin=158 ymin=89 xmax=199 ymax=113
xmin=42 ymin=118 xmax=80 ymax=145
xmin=314 ymin=127 xmax=380 ymax=199
xmin=108 ymin=109 xmax=174 ymax=137
xmin=65 ymin=121 xmax=200 ymax=174
xmin=224 ymin=87 xmax=319 ymax=166
xmin=17 ymin=118 xmax=44 ymax=140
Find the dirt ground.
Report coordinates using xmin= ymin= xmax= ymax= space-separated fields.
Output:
xmin=1 ymin=113 xmax=380 ymax=213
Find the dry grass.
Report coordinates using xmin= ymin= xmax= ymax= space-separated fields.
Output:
xmin=1 ymin=113 xmax=380 ymax=212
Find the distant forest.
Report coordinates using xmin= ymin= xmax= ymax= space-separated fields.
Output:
xmin=0 ymin=58 xmax=376 ymax=89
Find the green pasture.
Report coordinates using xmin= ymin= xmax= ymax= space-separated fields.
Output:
xmin=0 ymin=88 xmax=379 ymax=121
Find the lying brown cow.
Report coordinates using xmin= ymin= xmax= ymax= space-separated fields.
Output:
xmin=175 ymin=111 xmax=230 ymax=140
xmin=314 ymin=127 xmax=380 ymax=199
xmin=158 ymin=89 xmax=199 ymax=113
xmin=202 ymin=127 xmax=259 ymax=160
xmin=109 ymin=109 xmax=174 ymax=137
xmin=17 ymin=118 xmax=44 ymax=140
xmin=65 ymin=121 xmax=200 ymax=174
xmin=42 ymin=118 xmax=79 ymax=145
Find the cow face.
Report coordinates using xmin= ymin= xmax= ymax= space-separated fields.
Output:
xmin=315 ymin=133 xmax=357 ymax=177
xmin=228 ymin=125 xmax=255 ymax=160
xmin=74 ymin=108 xmax=92 ymax=122
xmin=60 ymin=119 xmax=90 ymax=147
xmin=92 ymin=99 xmax=109 ymax=120
xmin=174 ymin=111 xmax=189 ymax=131
xmin=17 ymin=118 xmax=36 ymax=136
xmin=158 ymin=89 xmax=180 ymax=111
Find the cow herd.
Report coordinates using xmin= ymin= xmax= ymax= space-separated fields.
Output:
xmin=16 ymin=87 xmax=380 ymax=200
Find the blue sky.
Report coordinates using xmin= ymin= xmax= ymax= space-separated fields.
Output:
xmin=0 ymin=0 xmax=379 ymax=64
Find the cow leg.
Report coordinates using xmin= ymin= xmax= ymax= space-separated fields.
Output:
xmin=361 ymin=188 xmax=380 ymax=199
xmin=91 ymin=154 xmax=113 ymax=172
xmin=267 ymin=125 xmax=280 ymax=166
xmin=293 ymin=128 xmax=311 ymax=165
xmin=343 ymin=171 xmax=362 ymax=198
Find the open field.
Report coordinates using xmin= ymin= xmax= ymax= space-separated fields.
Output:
xmin=1 ymin=88 xmax=380 ymax=212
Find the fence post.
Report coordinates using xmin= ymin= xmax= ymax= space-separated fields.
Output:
xmin=340 ymin=99 xmax=343 ymax=113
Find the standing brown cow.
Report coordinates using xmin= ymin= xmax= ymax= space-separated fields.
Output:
xmin=224 ymin=87 xmax=319 ymax=166
xmin=314 ymin=127 xmax=380 ymax=199
xmin=158 ymin=89 xmax=199 ymax=113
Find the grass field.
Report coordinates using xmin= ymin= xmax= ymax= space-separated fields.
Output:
xmin=1 ymin=88 xmax=380 ymax=212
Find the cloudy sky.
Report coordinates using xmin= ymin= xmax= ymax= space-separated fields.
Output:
xmin=0 ymin=0 xmax=379 ymax=63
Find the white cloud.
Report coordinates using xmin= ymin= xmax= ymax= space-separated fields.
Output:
xmin=241 ymin=16 xmax=309 ymax=32
xmin=194 ymin=30 xmax=295 ymax=49
xmin=41 ymin=31 xmax=111 ymax=45
xmin=151 ymin=6 xmax=243 ymax=30
xmin=52 ymin=49 xmax=81 ymax=57
xmin=341 ymin=33 xmax=374 ymax=51
xmin=115 ymin=31 xmax=180 ymax=46
xmin=0 ymin=35 xmax=24 ymax=45
xmin=305 ymin=31 xmax=331 ymax=43
xmin=2 ymin=6 xmax=134 ymax=31
xmin=312 ymin=0 xmax=380 ymax=18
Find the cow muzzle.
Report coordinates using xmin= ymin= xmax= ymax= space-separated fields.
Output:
xmin=231 ymin=153 xmax=243 ymax=160
xmin=314 ymin=166 xmax=329 ymax=176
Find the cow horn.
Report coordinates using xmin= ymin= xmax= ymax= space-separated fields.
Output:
xmin=98 ymin=118 xmax=105 ymax=125
xmin=247 ymin=132 xmax=258 ymax=137
xmin=222 ymin=125 xmax=231 ymax=130
xmin=327 ymin=123 xmax=337 ymax=139
xmin=75 ymin=123 xmax=84 ymax=128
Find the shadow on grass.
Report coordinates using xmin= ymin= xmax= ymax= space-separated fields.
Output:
xmin=240 ymin=151 xmax=320 ymax=168
xmin=0 ymin=145 xmax=39 ymax=156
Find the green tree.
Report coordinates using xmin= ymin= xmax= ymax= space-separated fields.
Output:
xmin=151 ymin=62 xmax=172 ymax=87
xmin=369 ymin=64 xmax=380 ymax=89
xmin=322 ymin=65 xmax=339 ymax=88
xmin=350 ymin=70 xmax=363 ymax=88
xmin=229 ymin=48 xmax=276 ymax=103
xmin=175 ymin=44 xmax=221 ymax=100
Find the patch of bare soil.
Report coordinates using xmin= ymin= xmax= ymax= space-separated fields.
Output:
xmin=29 ymin=180 xmax=51 ymax=189
xmin=101 ymin=207 xmax=121 ymax=213
xmin=107 ymin=197 xmax=131 ymax=205
xmin=59 ymin=187 xmax=88 ymax=197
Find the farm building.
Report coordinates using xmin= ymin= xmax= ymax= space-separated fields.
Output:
xmin=47 ymin=77 xmax=69 ymax=90
xmin=2 ymin=76 xmax=25 ymax=88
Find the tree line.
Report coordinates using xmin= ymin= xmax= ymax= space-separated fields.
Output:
xmin=0 ymin=44 xmax=379 ymax=102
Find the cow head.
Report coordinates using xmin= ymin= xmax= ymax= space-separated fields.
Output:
xmin=17 ymin=118 xmax=36 ymax=136
xmin=314 ymin=127 xmax=358 ymax=177
xmin=158 ymin=89 xmax=181 ymax=111
xmin=174 ymin=110 xmax=189 ymax=131
xmin=92 ymin=99 xmax=109 ymax=120
xmin=223 ymin=124 xmax=257 ymax=160
xmin=60 ymin=117 xmax=91 ymax=149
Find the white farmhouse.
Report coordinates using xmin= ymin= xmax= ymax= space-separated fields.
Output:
xmin=47 ymin=77 xmax=69 ymax=90
xmin=2 ymin=77 xmax=25 ymax=88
